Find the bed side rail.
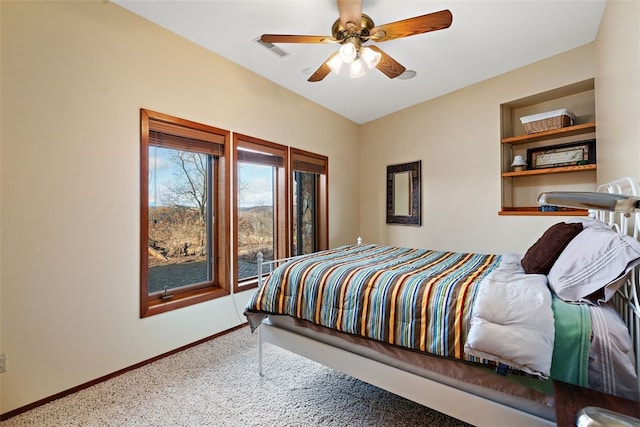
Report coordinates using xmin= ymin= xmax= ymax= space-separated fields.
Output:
xmin=256 ymin=237 xmax=363 ymax=287
xmin=256 ymin=252 xmax=307 ymax=286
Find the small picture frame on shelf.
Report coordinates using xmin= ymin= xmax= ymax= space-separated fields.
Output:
xmin=526 ymin=139 xmax=596 ymax=170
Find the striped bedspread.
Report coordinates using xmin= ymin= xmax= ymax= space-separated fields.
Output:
xmin=245 ymin=244 xmax=501 ymax=362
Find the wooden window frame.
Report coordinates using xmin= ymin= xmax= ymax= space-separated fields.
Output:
xmin=233 ymin=134 xmax=289 ymax=292
xmin=140 ymin=109 xmax=230 ymax=317
xmin=290 ymin=148 xmax=329 ymax=253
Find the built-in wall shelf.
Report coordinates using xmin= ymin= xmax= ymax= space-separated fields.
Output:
xmin=501 ymin=163 xmax=596 ymax=178
xmin=501 ymin=122 xmax=596 ymax=145
xmin=499 ymin=79 xmax=597 ymax=215
xmin=499 ymin=207 xmax=589 ymax=216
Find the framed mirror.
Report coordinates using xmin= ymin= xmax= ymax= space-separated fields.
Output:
xmin=386 ymin=160 xmax=421 ymax=226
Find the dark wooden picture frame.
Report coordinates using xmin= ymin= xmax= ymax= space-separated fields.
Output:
xmin=386 ymin=160 xmax=421 ymax=226
xmin=527 ymin=139 xmax=596 ymax=170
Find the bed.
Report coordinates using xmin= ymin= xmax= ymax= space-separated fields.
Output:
xmin=244 ymin=178 xmax=640 ymax=426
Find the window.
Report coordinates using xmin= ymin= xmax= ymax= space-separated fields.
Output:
xmin=291 ymin=148 xmax=328 ymax=255
xmin=140 ymin=109 xmax=230 ymax=317
xmin=233 ymin=134 xmax=288 ymax=291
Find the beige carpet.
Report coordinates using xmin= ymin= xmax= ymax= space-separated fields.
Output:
xmin=1 ymin=326 xmax=471 ymax=426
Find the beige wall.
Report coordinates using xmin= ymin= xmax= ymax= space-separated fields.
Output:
xmin=0 ymin=1 xmax=359 ymax=413
xmin=595 ymin=0 xmax=640 ymax=184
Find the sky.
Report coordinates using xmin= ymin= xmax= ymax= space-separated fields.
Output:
xmin=149 ymin=146 xmax=274 ymax=208
xmin=238 ymin=163 xmax=274 ymax=208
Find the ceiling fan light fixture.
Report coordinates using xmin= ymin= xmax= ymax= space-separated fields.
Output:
xmin=262 ymin=6 xmax=453 ymax=83
xmin=360 ymin=46 xmax=381 ymax=69
xmin=327 ymin=54 xmax=343 ymax=74
xmin=338 ymin=42 xmax=357 ymax=63
xmin=349 ymin=59 xmax=365 ymax=78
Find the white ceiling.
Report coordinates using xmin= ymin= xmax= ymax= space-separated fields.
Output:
xmin=113 ymin=0 xmax=607 ymax=124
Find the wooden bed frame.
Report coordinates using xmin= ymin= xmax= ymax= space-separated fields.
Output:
xmin=254 ymin=178 xmax=640 ymax=427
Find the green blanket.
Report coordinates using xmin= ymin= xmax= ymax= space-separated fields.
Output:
xmin=550 ymin=294 xmax=591 ymax=387
xmin=508 ymin=294 xmax=591 ymax=395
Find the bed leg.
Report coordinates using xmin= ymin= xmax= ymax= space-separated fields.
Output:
xmin=258 ymin=326 xmax=264 ymax=376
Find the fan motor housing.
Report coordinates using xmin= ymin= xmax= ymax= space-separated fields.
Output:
xmin=331 ymin=13 xmax=375 ymax=42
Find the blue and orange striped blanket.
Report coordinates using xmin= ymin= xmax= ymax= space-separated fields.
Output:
xmin=245 ymin=244 xmax=501 ymax=363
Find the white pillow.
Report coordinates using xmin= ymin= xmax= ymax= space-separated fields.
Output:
xmin=588 ymin=303 xmax=640 ymax=400
xmin=566 ymin=217 xmax=615 ymax=231
xmin=547 ymin=227 xmax=640 ymax=304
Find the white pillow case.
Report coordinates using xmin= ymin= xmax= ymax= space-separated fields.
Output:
xmin=566 ymin=217 xmax=614 ymax=230
xmin=588 ymin=303 xmax=639 ymax=400
xmin=547 ymin=226 xmax=640 ymax=304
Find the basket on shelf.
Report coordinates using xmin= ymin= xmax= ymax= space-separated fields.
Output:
xmin=520 ymin=109 xmax=575 ymax=134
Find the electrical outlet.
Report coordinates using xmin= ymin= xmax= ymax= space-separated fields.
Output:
xmin=0 ymin=353 xmax=6 ymax=373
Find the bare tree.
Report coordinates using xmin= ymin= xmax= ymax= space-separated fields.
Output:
xmin=164 ymin=151 xmax=208 ymax=222
xmin=161 ymin=151 xmax=208 ymax=248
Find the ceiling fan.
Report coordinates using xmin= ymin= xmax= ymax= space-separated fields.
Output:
xmin=260 ymin=0 xmax=453 ymax=82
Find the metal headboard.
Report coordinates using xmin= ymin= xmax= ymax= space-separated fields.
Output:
xmin=596 ymin=177 xmax=640 ymax=378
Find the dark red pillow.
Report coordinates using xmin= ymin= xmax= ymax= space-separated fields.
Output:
xmin=521 ymin=222 xmax=584 ymax=274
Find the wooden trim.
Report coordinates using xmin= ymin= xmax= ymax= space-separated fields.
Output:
xmin=501 ymin=122 xmax=596 ymax=145
xmin=553 ymin=380 xmax=640 ymax=427
xmin=145 ymin=287 xmax=230 ymax=317
xmin=237 ymin=150 xmax=284 ymax=167
xmin=221 ymin=132 xmax=232 ymax=293
xmin=150 ymin=121 xmax=226 ymax=144
xmin=140 ymin=109 xmax=151 ymax=318
xmin=143 ymin=109 xmax=229 ymax=139
xmin=0 ymin=324 xmax=248 ymax=422
xmin=234 ymin=133 xmax=288 ymax=158
xmin=499 ymin=207 xmax=589 ymax=216
xmin=318 ymin=168 xmax=329 ymax=251
xmin=290 ymin=148 xmax=329 ymax=252
xmin=149 ymin=130 xmax=224 ymax=156
xmin=232 ymin=134 xmax=289 ymax=293
xmin=139 ymin=109 xmax=231 ymax=318
xmin=291 ymin=147 xmax=328 ymax=175
xmin=501 ymin=163 xmax=596 ymax=177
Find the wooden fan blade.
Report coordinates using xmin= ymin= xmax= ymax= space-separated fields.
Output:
xmin=261 ymin=34 xmax=335 ymax=44
xmin=369 ymin=9 xmax=452 ymax=42
xmin=337 ymin=0 xmax=362 ymax=29
xmin=368 ymin=46 xmax=406 ymax=79
xmin=307 ymin=52 xmax=339 ymax=82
